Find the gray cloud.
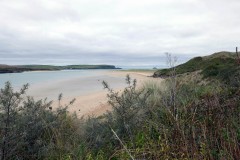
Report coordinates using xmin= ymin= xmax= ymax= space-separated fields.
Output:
xmin=0 ymin=0 xmax=239 ymax=67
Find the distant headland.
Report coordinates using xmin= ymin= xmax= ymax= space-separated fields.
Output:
xmin=0 ymin=64 xmax=121 ymax=74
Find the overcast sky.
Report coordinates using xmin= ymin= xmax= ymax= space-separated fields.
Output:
xmin=0 ymin=0 xmax=239 ymax=67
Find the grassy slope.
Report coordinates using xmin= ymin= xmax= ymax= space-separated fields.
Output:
xmin=153 ymin=51 xmax=240 ymax=83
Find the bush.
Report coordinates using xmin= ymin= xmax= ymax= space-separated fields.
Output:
xmin=0 ymin=82 xmax=81 ymax=159
xmin=81 ymin=73 xmax=240 ymax=159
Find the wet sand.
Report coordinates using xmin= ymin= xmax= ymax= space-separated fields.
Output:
xmin=29 ymin=70 xmax=162 ymax=117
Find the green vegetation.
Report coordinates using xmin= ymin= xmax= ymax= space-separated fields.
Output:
xmin=153 ymin=51 xmax=240 ymax=84
xmin=0 ymin=64 xmax=118 ymax=73
xmin=63 ymin=65 xmax=118 ymax=69
xmin=0 ymin=83 xmax=79 ymax=159
xmin=1 ymin=51 xmax=240 ymax=159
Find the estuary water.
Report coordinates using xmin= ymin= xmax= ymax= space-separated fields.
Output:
xmin=0 ymin=70 xmax=126 ymax=100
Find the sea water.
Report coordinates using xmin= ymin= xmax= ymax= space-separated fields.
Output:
xmin=0 ymin=70 xmax=101 ymax=88
xmin=0 ymin=70 xmax=126 ymax=100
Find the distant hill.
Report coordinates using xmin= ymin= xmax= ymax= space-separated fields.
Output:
xmin=153 ymin=51 xmax=240 ymax=83
xmin=0 ymin=64 xmax=119 ymax=74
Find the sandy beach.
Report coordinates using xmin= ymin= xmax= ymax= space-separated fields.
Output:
xmin=50 ymin=70 xmax=162 ymax=117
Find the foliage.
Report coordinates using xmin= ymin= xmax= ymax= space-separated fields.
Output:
xmin=79 ymin=70 xmax=240 ymax=159
xmin=1 ymin=50 xmax=240 ymax=159
xmin=153 ymin=51 xmax=239 ymax=84
xmin=0 ymin=82 xmax=80 ymax=159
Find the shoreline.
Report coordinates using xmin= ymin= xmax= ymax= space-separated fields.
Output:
xmin=0 ymin=64 xmax=119 ymax=74
xmin=50 ymin=70 xmax=162 ymax=117
xmin=1 ymin=69 xmax=162 ymax=117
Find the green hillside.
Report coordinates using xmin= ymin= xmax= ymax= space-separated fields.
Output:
xmin=0 ymin=64 xmax=118 ymax=73
xmin=153 ymin=51 xmax=240 ymax=83
xmin=63 ymin=65 xmax=117 ymax=69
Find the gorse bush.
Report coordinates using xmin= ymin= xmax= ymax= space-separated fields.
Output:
xmin=102 ymin=75 xmax=152 ymax=137
xmin=0 ymin=82 xmax=29 ymax=160
xmin=80 ymin=75 xmax=152 ymax=158
xmin=0 ymin=82 xmax=81 ymax=160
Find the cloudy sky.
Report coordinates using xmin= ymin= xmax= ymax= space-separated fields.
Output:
xmin=0 ymin=0 xmax=239 ymax=67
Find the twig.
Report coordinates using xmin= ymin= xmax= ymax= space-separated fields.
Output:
xmin=236 ymin=47 xmax=240 ymax=65
xmin=111 ymin=128 xmax=135 ymax=160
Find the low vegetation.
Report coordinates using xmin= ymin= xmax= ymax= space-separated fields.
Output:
xmin=0 ymin=51 xmax=240 ymax=159
xmin=153 ymin=51 xmax=240 ymax=83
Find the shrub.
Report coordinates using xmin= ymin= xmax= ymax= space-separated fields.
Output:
xmin=0 ymin=82 xmax=81 ymax=160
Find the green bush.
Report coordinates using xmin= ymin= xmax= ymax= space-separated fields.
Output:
xmin=0 ymin=82 xmax=81 ymax=160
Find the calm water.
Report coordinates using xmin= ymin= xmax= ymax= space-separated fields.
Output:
xmin=0 ymin=70 xmax=102 ymax=88
xmin=0 ymin=70 xmax=126 ymax=100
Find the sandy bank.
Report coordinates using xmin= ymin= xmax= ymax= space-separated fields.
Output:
xmin=50 ymin=70 xmax=162 ymax=117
